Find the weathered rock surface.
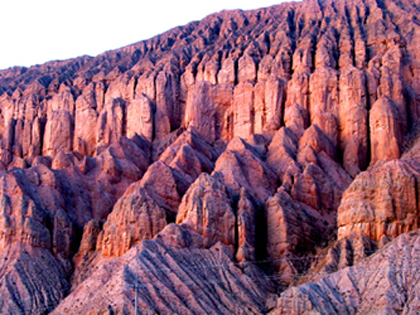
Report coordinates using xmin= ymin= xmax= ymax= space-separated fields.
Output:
xmin=319 ymin=232 xmax=377 ymax=276
xmin=52 ymin=232 xmax=274 ymax=315
xmin=338 ymin=159 xmax=420 ymax=242
xmin=0 ymin=244 xmax=69 ymax=315
xmin=97 ymin=161 xmax=179 ymax=257
xmin=236 ymin=188 xmax=261 ymax=263
xmin=0 ymin=0 xmax=420 ymax=313
xmin=266 ymin=186 xmax=337 ymax=284
xmin=157 ymin=127 xmax=220 ymax=187
xmin=0 ymin=136 xmax=151 ymax=314
xmin=213 ymin=137 xmax=277 ymax=202
xmin=176 ymin=173 xmax=236 ymax=251
xmin=273 ymin=230 xmax=420 ymax=315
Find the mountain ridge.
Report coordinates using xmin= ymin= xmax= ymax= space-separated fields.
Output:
xmin=1 ymin=0 xmax=420 ymax=313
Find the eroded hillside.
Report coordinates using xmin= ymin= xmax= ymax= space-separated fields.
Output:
xmin=1 ymin=0 xmax=420 ymax=313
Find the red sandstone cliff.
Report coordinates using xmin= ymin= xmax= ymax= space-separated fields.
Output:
xmin=1 ymin=0 xmax=420 ymax=313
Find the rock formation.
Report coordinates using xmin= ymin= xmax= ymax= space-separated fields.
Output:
xmin=1 ymin=0 xmax=420 ymax=313
xmin=273 ymin=230 xmax=420 ymax=315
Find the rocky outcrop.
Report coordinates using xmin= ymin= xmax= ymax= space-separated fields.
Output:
xmin=236 ymin=188 xmax=260 ymax=262
xmin=369 ymin=97 xmax=403 ymax=165
xmin=338 ymin=159 xmax=420 ymax=242
xmin=126 ymin=94 xmax=154 ymax=141
xmin=0 ymin=1 xmax=401 ymax=168
xmin=0 ymin=135 xmax=152 ymax=314
xmin=97 ymin=161 xmax=179 ymax=257
xmin=0 ymin=0 xmax=415 ymax=172
xmin=273 ymin=230 xmax=420 ymax=315
xmin=43 ymin=110 xmax=74 ymax=157
xmin=0 ymin=244 xmax=70 ymax=315
xmin=319 ymin=232 xmax=377 ymax=276
xmin=52 ymin=235 xmax=274 ymax=315
xmin=157 ymin=128 xmax=220 ymax=187
xmin=213 ymin=137 xmax=277 ymax=202
xmin=338 ymin=66 xmax=368 ymax=177
xmin=0 ymin=0 xmax=420 ymax=313
xmin=266 ymin=188 xmax=322 ymax=284
xmin=176 ymin=173 xmax=236 ymax=251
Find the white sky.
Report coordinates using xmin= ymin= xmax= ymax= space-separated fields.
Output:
xmin=0 ymin=0 xmax=297 ymax=70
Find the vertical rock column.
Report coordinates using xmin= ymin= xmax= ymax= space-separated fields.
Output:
xmin=233 ymin=81 xmax=255 ymax=139
xmin=126 ymin=94 xmax=154 ymax=142
xmin=74 ymin=83 xmax=98 ymax=156
xmin=338 ymin=66 xmax=368 ymax=176
xmin=43 ymin=110 xmax=74 ymax=157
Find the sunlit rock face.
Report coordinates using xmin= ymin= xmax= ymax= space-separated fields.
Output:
xmin=2 ymin=0 xmax=420 ymax=313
